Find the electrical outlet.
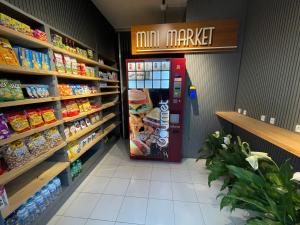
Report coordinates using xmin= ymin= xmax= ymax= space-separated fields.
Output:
xmin=260 ymin=115 xmax=266 ymax=122
xmin=295 ymin=125 xmax=300 ymax=133
xmin=238 ymin=108 xmax=242 ymax=114
xmin=243 ymin=110 xmax=247 ymax=116
xmin=270 ymin=117 xmax=276 ymax=125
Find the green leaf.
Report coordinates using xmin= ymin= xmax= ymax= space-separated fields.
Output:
xmin=246 ymin=217 xmax=282 ymax=225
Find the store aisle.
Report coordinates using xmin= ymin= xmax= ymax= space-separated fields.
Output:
xmin=47 ymin=139 xmax=250 ymax=225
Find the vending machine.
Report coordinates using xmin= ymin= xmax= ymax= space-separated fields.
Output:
xmin=126 ymin=58 xmax=185 ymax=162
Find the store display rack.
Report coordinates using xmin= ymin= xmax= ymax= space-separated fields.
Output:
xmin=0 ymin=1 xmax=121 ymax=222
xmin=216 ymin=112 xmax=300 ymax=157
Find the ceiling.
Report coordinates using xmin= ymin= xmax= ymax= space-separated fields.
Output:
xmin=92 ymin=0 xmax=187 ymax=31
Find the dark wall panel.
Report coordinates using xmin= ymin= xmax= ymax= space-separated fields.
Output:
xmin=183 ymin=0 xmax=248 ymax=158
xmin=235 ymin=0 xmax=300 ymax=164
xmin=4 ymin=0 xmax=116 ymax=60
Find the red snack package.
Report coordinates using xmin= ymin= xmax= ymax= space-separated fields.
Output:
xmin=63 ymin=100 xmax=80 ymax=117
xmin=25 ymin=109 xmax=44 ymax=128
xmin=39 ymin=107 xmax=57 ymax=124
xmin=6 ymin=112 xmax=31 ymax=133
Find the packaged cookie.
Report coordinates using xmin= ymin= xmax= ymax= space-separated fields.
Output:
xmin=80 ymin=119 xmax=86 ymax=129
xmin=53 ymin=53 xmax=65 ymax=73
xmin=2 ymin=140 xmax=32 ymax=170
xmin=0 ymin=79 xmax=13 ymax=101
xmin=85 ymin=117 xmax=91 ymax=127
xmin=74 ymin=121 xmax=81 ymax=132
xmin=6 ymin=112 xmax=30 ymax=133
xmin=25 ymin=109 xmax=44 ymax=128
xmin=26 ymin=133 xmax=48 ymax=156
xmin=0 ymin=114 xmax=11 ymax=140
xmin=40 ymin=107 xmax=57 ymax=124
xmin=43 ymin=127 xmax=63 ymax=148
xmin=64 ymin=127 xmax=70 ymax=139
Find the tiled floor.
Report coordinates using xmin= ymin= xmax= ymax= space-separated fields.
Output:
xmin=48 ymin=140 xmax=250 ymax=225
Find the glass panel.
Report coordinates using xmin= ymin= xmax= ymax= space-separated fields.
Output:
xmin=145 ymin=71 xmax=152 ymax=80
xmin=128 ymin=72 xmax=136 ymax=80
xmin=161 ymin=61 xmax=170 ymax=70
xmin=145 ymin=80 xmax=152 ymax=88
xmin=153 ymin=80 xmax=160 ymax=88
xmin=128 ymin=80 xmax=136 ymax=89
xmin=161 ymin=71 xmax=170 ymax=79
xmin=153 ymin=61 xmax=162 ymax=70
xmin=153 ymin=71 xmax=161 ymax=79
xmin=136 ymin=62 xmax=144 ymax=71
xmin=145 ymin=61 xmax=152 ymax=71
xmin=137 ymin=80 xmax=144 ymax=88
xmin=136 ymin=72 xmax=145 ymax=80
xmin=161 ymin=80 xmax=170 ymax=89
xmin=128 ymin=62 xmax=136 ymax=71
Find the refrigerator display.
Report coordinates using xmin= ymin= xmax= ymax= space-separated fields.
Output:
xmin=126 ymin=58 xmax=185 ymax=162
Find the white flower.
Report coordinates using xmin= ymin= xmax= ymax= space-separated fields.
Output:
xmin=223 ymin=137 xmax=230 ymax=145
xmin=221 ymin=144 xmax=228 ymax=150
xmin=212 ymin=131 xmax=220 ymax=138
xmin=227 ymin=134 xmax=232 ymax=139
xmin=291 ymin=172 xmax=300 ymax=184
xmin=245 ymin=152 xmax=272 ymax=170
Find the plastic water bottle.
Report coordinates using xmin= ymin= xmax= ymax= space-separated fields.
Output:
xmin=33 ymin=192 xmax=46 ymax=214
xmin=25 ymin=197 xmax=38 ymax=222
xmin=5 ymin=213 xmax=17 ymax=225
xmin=40 ymin=187 xmax=51 ymax=207
xmin=16 ymin=205 xmax=30 ymax=225
xmin=53 ymin=177 xmax=62 ymax=194
xmin=47 ymin=181 xmax=57 ymax=201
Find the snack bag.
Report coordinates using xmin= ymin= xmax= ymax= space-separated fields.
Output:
xmin=31 ymin=50 xmax=40 ymax=70
xmin=0 ymin=79 xmax=13 ymax=101
xmin=39 ymin=107 xmax=57 ymax=124
xmin=3 ymin=140 xmax=32 ymax=169
xmin=13 ymin=47 xmax=32 ymax=68
xmin=43 ymin=127 xmax=63 ymax=148
xmin=63 ymin=55 xmax=72 ymax=74
xmin=8 ymin=80 xmax=24 ymax=100
xmin=0 ymin=114 xmax=11 ymax=140
xmin=6 ymin=112 xmax=30 ymax=133
xmin=0 ymin=38 xmax=19 ymax=66
xmin=35 ymin=51 xmax=43 ymax=69
xmin=25 ymin=109 xmax=44 ymax=128
xmin=64 ymin=100 xmax=80 ymax=117
xmin=42 ymin=53 xmax=51 ymax=70
xmin=0 ymin=13 xmax=10 ymax=27
xmin=66 ymin=141 xmax=80 ymax=160
xmin=71 ymin=58 xmax=78 ymax=75
xmin=26 ymin=133 xmax=48 ymax=156
xmin=53 ymin=53 xmax=65 ymax=73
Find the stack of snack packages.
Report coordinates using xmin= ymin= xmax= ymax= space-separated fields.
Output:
xmin=0 ymin=108 xmax=63 ymax=172
xmin=58 ymin=84 xmax=97 ymax=96
xmin=0 ymin=13 xmax=47 ymax=41
xmin=53 ymin=52 xmax=95 ymax=77
xmin=61 ymin=98 xmax=100 ymax=118
xmin=0 ymin=79 xmax=24 ymax=102
xmin=65 ymin=113 xmax=102 ymax=161
xmin=13 ymin=46 xmax=51 ymax=70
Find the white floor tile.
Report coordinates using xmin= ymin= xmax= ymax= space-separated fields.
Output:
xmin=171 ymin=169 xmax=192 ymax=183
xmin=55 ymin=216 xmax=87 ymax=225
xmin=132 ymin=167 xmax=152 ymax=180
xmin=56 ymin=192 xmax=79 ymax=216
xmin=152 ymin=162 xmax=171 ymax=169
xmin=81 ymin=177 xmax=110 ymax=193
xmin=134 ymin=160 xmax=153 ymax=168
xmin=114 ymin=166 xmax=135 ymax=179
xmin=173 ymin=201 xmax=205 ymax=225
xmin=93 ymin=165 xmax=117 ymax=177
xmin=189 ymin=171 xmax=209 ymax=184
xmin=151 ymin=168 xmax=171 ymax=182
xmin=47 ymin=215 xmax=61 ymax=225
xmin=117 ymin=197 xmax=148 ymax=224
xmin=199 ymin=204 xmax=237 ymax=225
xmin=172 ymin=182 xmax=198 ymax=202
xmin=126 ymin=179 xmax=150 ymax=198
xmin=85 ymin=219 xmax=115 ymax=225
xmin=64 ymin=193 xmax=100 ymax=218
xmin=90 ymin=194 xmax=123 ymax=221
xmin=103 ymin=178 xmax=130 ymax=195
xmin=194 ymin=183 xmax=221 ymax=204
xmin=149 ymin=181 xmax=172 ymax=200
xmin=146 ymin=199 xmax=174 ymax=225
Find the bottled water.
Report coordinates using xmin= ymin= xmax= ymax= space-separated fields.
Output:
xmin=16 ymin=205 xmax=30 ymax=225
xmin=25 ymin=197 xmax=38 ymax=222
xmin=53 ymin=177 xmax=62 ymax=194
xmin=33 ymin=191 xmax=46 ymax=213
xmin=47 ymin=181 xmax=57 ymax=201
xmin=40 ymin=187 xmax=51 ymax=207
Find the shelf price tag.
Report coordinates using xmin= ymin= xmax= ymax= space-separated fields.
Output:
xmin=0 ymin=185 xmax=9 ymax=210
